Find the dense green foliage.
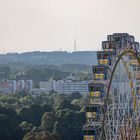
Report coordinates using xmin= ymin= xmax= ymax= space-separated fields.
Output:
xmin=0 ymin=66 xmax=11 ymax=80
xmin=0 ymin=65 xmax=91 ymax=82
xmin=16 ymin=68 xmax=70 ymax=81
xmin=0 ymin=92 xmax=86 ymax=140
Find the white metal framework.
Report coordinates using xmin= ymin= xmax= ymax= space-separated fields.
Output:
xmin=83 ymin=33 xmax=140 ymax=140
xmin=104 ymin=51 xmax=140 ymax=140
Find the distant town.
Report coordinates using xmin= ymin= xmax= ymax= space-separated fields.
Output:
xmin=0 ymin=51 xmax=97 ymax=96
xmin=0 ymin=75 xmax=89 ymax=95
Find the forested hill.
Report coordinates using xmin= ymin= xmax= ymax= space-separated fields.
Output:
xmin=0 ymin=51 xmax=97 ymax=65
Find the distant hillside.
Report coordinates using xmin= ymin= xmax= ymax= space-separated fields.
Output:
xmin=0 ymin=51 xmax=97 ymax=65
xmin=58 ymin=64 xmax=92 ymax=72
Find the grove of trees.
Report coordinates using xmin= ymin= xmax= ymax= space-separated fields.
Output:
xmin=0 ymin=92 xmax=87 ymax=140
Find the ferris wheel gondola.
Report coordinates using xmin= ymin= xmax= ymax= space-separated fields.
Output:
xmin=83 ymin=33 xmax=140 ymax=140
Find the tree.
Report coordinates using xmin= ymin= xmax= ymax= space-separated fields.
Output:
xmin=54 ymin=110 xmax=86 ymax=140
xmin=20 ymin=121 xmax=34 ymax=133
xmin=23 ymin=131 xmax=60 ymax=140
xmin=0 ymin=106 xmax=17 ymax=119
xmin=0 ymin=114 xmax=23 ymax=140
xmin=0 ymin=90 xmax=84 ymax=140
xmin=0 ymin=66 xmax=11 ymax=80
xmin=16 ymin=68 xmax=70 ymax=82
xmin=19 ymin=104 xmax=45 ymax=126
xmin=71 ymin=99 xmax=83 ymax=109
xmin=29 ymin=104 xmax=44 ymax=125
xmin=40 ymin=112 xmax=55 ymax=132
xmin=42 ymin=104 xmax=53 ymax=112
xmin=19 ymin=95 xmax=33 ymax=106
xmin=56 ymin=100 xmax=74 ymax=110
xmin=71 ymin=92 xmax=82 ymax=99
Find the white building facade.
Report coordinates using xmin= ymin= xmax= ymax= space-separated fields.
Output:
xmin=38 ymin=79 xmax=88 ymax=94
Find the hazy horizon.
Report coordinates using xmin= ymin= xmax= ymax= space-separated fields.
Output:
xmin=0 ymin=0 xmax=140 ymax=53
xmin=0 ymin=50 xmax=97 ymax=55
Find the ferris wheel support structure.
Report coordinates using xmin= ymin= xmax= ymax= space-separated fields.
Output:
xmin=82 ymin=33 xmax=140 ymax=140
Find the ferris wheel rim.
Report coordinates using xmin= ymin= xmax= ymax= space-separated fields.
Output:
xmin=101 ymin=49 xmax=140 ymax=139
xmin=105 ymin=49 xmax=140 ymax=105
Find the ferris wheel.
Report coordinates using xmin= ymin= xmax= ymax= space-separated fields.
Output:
xmin=82 ymin=33 xmax=140 ymax=140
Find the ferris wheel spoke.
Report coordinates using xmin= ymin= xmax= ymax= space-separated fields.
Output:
xmin=82 ymin=33 xmax=140 ymax=140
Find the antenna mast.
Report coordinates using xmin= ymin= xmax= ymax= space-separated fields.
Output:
xmin=74 ymin=38 xmax=77 ymax=52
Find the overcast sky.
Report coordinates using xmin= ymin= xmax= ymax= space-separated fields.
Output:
xmin=0 ymin=0 xmax=140 ymax=53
